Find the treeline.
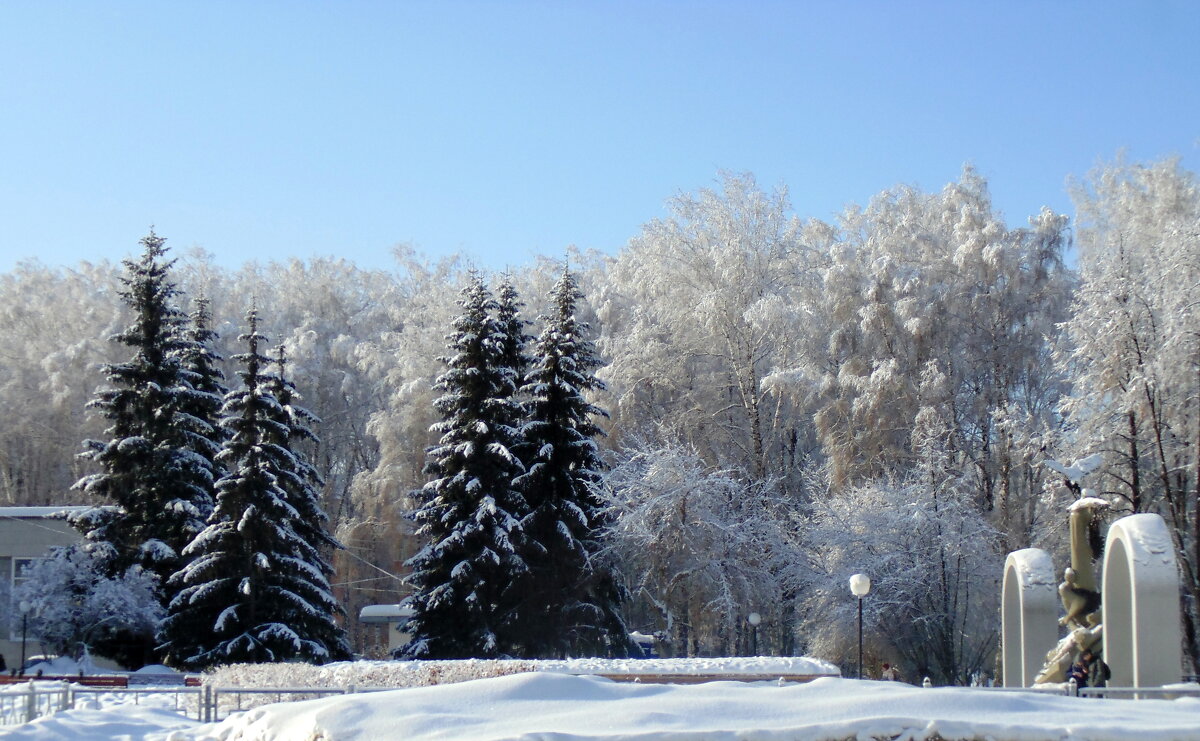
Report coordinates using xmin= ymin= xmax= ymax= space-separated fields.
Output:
xmin=2 ymin=157 xmax=1198 ymax=682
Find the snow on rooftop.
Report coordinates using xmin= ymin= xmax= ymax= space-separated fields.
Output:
xmin=358 ymin=604 xmax=415 ymax=623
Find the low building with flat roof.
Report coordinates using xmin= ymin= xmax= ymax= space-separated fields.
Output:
xmin=0 ymin=506 xmax=88 ymax=672
xmin=358 ymin=602 xmax=414 ymax=656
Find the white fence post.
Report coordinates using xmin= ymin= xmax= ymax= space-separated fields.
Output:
xmin=24 ymin=681 xmax=36 ymax=724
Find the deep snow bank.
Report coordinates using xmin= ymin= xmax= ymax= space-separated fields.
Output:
xmin=178 ymin=673 xmax=1200 ymax=741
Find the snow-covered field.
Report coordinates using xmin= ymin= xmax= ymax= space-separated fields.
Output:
xmin=5 ymin=669 xmax=1200 ymax=740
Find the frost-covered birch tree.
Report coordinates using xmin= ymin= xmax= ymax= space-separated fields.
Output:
xmin=601 ymin=439 xmax=802 ymax=657
xmin=783 ymin=169 xmax=1072 ymax=548
xmin=0 ymin=260 xmax=119 ymax=507
xmin=799 ymin=422 xmax=1001 ymax=685
xmin=1058 ymin=156 xmax=1200 ymax=666
xmin=600 ymin=173 xmax=814 ymax=480
xmin=14 ymin=546 xmax=162 ymax=663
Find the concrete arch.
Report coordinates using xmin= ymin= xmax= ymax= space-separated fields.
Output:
xmin=1102 ymin=513 xmax=1182 ymax=688
xmin=1002 ymin=548 xmax=1059 ymax=687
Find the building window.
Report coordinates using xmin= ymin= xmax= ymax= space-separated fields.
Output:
xmin=0 ymin=556 xmax=9 ymax=639
xmin=9 ymin=558 xmax=40 ymax=641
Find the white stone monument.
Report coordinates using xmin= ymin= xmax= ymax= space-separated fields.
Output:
xmin=1001 ymin=502 xmax=1183 ymax=688
xmin=1001 ymin=548 xmax=1058 ymax=688
xmin=1102 ymin=513 xmax=1182 ymax=689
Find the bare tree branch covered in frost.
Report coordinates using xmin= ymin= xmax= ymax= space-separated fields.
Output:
xmin=600 ymin=438 xmax=804 ymax=657
xmin=799 ymin=447 xmax=1000 ymax=685
xmin=13 ymin=546 xmax=162 ymax=662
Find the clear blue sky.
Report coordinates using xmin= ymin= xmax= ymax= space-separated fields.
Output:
xmin=1 ymin=1 xmax=1197 ymax=273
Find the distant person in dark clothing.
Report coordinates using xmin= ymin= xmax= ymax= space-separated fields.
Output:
xmin=1067 ymin=657 xmax=1089 ymax=686
xmin=880 ymin=662 xmax=901 ymax=681
xmin=1082 ymin=649 xmax=1110 ymax=688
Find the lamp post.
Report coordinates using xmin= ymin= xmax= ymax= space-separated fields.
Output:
xmin=18 ymin=600 xmax=30 ymax=677
xmin=849 ymin=574 xmax=871 ymax=679
xmin=748 ymin=612 xmax=761 ymax=656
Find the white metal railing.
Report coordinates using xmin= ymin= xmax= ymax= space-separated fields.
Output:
xmin=70 ymin=685 xmax=206 ymax=720
xmin=1 ymin=682 xmax=411 ymax=725
xmin=965 ymin=680 xmax=1200 ymax=699
xmin=1079 ymin=685 xmax=1200 ymax=699
xmin=205 ymin=685 xmax=399 ymax=722
xmin=0 ymin=681 xmax=71 ymax=726
xmin=0 ymin=681 xmax=206 ymax=726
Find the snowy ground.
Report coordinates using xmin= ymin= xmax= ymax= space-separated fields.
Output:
xmin=5 ymin=671 xmax=1200 ymax=740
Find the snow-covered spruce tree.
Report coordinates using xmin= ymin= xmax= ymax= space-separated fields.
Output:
xmin=156 ymin=296 xmax=231 ymax=666
xmin=495 ymin=277 xmax=533 ymax=406
xmin=164 ymin=311 xmax=345 ymax=667
xmin=400 ymin=274 xmax=529 ymax=659
xmin=263 ymin=343 xmax=351 ymax=660
xmin=178 ymin=296 xmax=230 ymax=463
xmin=512 ymin=268 xmax=632 ymax=657
xmin=71 ymin=232 xmax=215 ymax=601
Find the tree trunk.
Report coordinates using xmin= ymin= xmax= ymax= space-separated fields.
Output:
xmin=1128 ymin=410 xmax=1142 ymax=513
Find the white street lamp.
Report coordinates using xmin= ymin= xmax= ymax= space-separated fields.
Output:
xmin=17 ymin=600 xmax=30 ymax=677
xmin=849 ymin=574 xmax=871 ymax=679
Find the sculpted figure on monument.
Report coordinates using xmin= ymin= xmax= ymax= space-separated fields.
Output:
xmin=1032 ymin=493 xmax=1109 ymax=685
xmin=1058 ymin=567 xmax=1101 ymax=629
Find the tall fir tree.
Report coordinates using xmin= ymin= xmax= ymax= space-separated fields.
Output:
xmin=163 ymin=311 xmax=345 ymax=667
xmin=178 ymin=296 xmax=229 ymax=459
xmin=495 ymin=277 xmax=533 ymax=406
xmin=400 ymin=274 xmax=529 ymax=659
xmin=265 ymin=344 xmax=351 ymax=661
xmin=495 ymin=276 xmax=535 ymax=505
xmin=513 ymin=268 xmax=632 ymax=657
xmin=157 ymin=296 xmax=230 ymax=666
xmin=72 ymin=232 xmax=215 ymax=597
